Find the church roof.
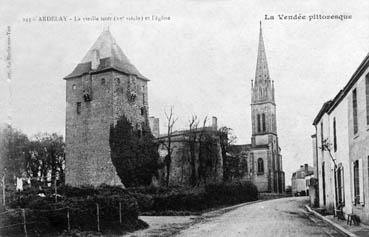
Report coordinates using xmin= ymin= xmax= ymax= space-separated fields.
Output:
xmin=64 ymin=29 xmax=148 ymax=80
xmin=254 ymin=22 xmax=270 ymax=83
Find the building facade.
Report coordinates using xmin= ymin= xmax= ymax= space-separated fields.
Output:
xmin=291 ymin=164 xmax=314 ymax=196
xmin=313 ymin=53 xmax=369 ymax=223
xmin=64 ymin=29 xmax=150 ymax=187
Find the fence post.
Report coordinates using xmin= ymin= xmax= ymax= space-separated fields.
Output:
xmin=22 ymin=208 xmax=27 ymax=237
xmin=67 ymin=208 xmax=71 ymax=232
xmin=96 ymin=203 xmax=100 ymax=232
xmin=119 ymin=202 xmax=122 ymax=224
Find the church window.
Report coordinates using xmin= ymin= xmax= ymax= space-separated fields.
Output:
xmin=101 ymin=78 xmax=105 ymax=85
xmin=262 ymin=113 xmax=266 ymax=132
xmin=115 ymin=77 xmax=120 ymax=85
xmin=333 ymin=117 xmax=337 ymax=152
xmin=257 ymin=114 xmax=261 ymax=132
xmin=76 ymin=102 xmax=81 ymax=115
xmin=257 ymin=158 xmax=264 ymax=174
xmin=353 ymin=88 xmax=358 ymax=134
xmin=72 ymin=84 xmax=76 ymax=90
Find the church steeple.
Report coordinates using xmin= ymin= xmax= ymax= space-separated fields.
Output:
xmin=251 ymin=21 xmax=274 ymax=104
xmin=255 ymin=21 xmax=270 ymax=84
xmin=251 ymin=21 xmax=277 ymax=137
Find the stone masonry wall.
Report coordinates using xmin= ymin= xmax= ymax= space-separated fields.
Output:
xmin=65 ymin=70 xmax=148 ymax=187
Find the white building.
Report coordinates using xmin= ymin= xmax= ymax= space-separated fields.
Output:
xmin=312 ymin=53 xmax=369 ymax=223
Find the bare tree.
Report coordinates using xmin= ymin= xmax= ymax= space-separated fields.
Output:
xmin=319 ymin=138 xmax=337 ymax=169
xmin=187 ymin=115 xmax=199 ymax=186
xmin=162 ymin=106 xmax=178 ymax=187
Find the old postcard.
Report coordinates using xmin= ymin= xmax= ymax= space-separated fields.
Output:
xmin=0 ymin=0 xmax=368 ymax=236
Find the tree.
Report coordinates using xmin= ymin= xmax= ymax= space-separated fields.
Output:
xmin=26 ymin=133 xmax=65 ymax=186
xmin=0 ymin=125 xmax=29 ymax=187
xmin=187 ymin=115 xmax=199 ymax=186
xmin=160 ymin=107 xmax=178 ymax=187
xmin=109 ymin=115 xmax=159 ymax=187
xmin=319 ymin=138 xmax=337 ymax=169
xmin=218 ymin=126 xmax=237 ymax=181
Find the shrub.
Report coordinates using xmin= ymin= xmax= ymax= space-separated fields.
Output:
xmin=129 ymin=181 xmax=258 ymax=214
xmin=3 ymin=185 xmax=145 ymax=236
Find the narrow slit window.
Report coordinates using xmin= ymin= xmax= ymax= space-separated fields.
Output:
xmin=76 ymin=102 xmax=81 ymax=115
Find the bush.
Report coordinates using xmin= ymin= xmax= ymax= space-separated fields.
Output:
xmin=3 ymin=185 xmax=146 ymax=236
xmin=129 ymin=181 xmax=258 ymax=214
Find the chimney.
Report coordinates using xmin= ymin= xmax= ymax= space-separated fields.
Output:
xmin=91 ymin=49 xmax=100 ymax=70
xmin=212 ymin=116 xmax=218 ymax=130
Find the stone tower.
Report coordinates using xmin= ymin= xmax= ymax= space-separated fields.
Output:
xmin=250 ymin=22 xmax=284 ymax=193
xmin=64 ymin=29 xmax=149 ymax=187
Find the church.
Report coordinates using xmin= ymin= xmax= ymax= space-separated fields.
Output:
xmin=228 ymin=22 xmax=285 ymax=193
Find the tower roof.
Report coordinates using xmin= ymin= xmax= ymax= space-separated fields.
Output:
xmin=64 ymin=29 xmax=147 ymax=80
xmin=255 ymin=22 xmax=270 ymax=82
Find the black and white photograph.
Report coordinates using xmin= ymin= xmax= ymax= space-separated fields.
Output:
xmin=0 ymin=0 xmax=368 ymax=236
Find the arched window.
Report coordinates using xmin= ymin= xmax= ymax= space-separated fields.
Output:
xmin=262 ymin=113 xmax=266 ymax=132
xmin=101 ymin=78 xmax=106 ymax=85
xmin=257 ymin=158 xmax=264 ymax=174
xmin=257 ymin=114 xmax=261 ymax=132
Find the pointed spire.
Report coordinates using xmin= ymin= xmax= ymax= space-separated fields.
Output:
xmin=255 ymin=21 xmax=270 ymax=83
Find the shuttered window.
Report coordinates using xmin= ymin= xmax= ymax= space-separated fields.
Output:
xmin=353 ymin=89 xmax=358 ymax=134
xmin=262 ymin=113 xmax=266 ymax=132
xmin=366 ymin=74 xmax=369 ymax=125
xmin=257 ymin=114 xmax=261 ymax=132
xmin=354 ymin=160 xmax=360 ymax=204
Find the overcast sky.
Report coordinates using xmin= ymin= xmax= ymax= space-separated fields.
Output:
xmin=1 ymin=0 xmax=368 ymax=185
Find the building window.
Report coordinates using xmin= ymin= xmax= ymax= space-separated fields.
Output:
xmin=353 ymin=88 xmax=358 ymax=134
xmin=257 ymin=158 xmax=264 ymax=174
xmin=322 ymin=162 xmax=326 ymax=205
xmin=262 ymin=113 xmax=266 ymax=132
xmin=76 ymin=102 xmax=81 ymax=115
xmin=72 ymin=84 xmax=76 ymax=90
xmin=115 ymin=77 xmax=120 ymax=85
xmin=140 ymin=107 xmax=145 ymax=116
xmin=354 ymin=160 xmax=360 ymax=204
xmin=333 ymin=117 xmax=337 ymax=152
xmin=257 ymin=114 xmax=261 ymax=132
xmin=336 ymin=166 xmax=344 ymax=205
xmin=101 ymin=78 xmax=105 ymax=85
xmin=366 ymin=74 xmax=369 ymax=125
xmin=320 ymin=122 xmax=324 ymax=148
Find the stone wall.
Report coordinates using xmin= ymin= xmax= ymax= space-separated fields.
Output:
xmin=65 ymin=70 xmax=148 ymax=187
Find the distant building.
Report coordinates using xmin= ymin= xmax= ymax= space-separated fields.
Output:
xmin=157 ymin=117 xmax=223 ymax=186
xmin=291 ymin=164 xmax=314 ymax=196
xmin=313 ymin=52 xmax=369 ymax=223
xmin=64 ymin=29 xmax=150 ymax=187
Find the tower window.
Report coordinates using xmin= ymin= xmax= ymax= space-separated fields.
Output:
xmin=262 ymin=113 xmax=266 ymax=132
xmin=76 ymin=102 xmax=81 ymax=115
xmin=257 ymin=158 xmax=264 ymax=174
xmin=257 ymin=114 xmax=261 ymax=132
xmin=101 ymin=78 xmax=105 ymax=85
